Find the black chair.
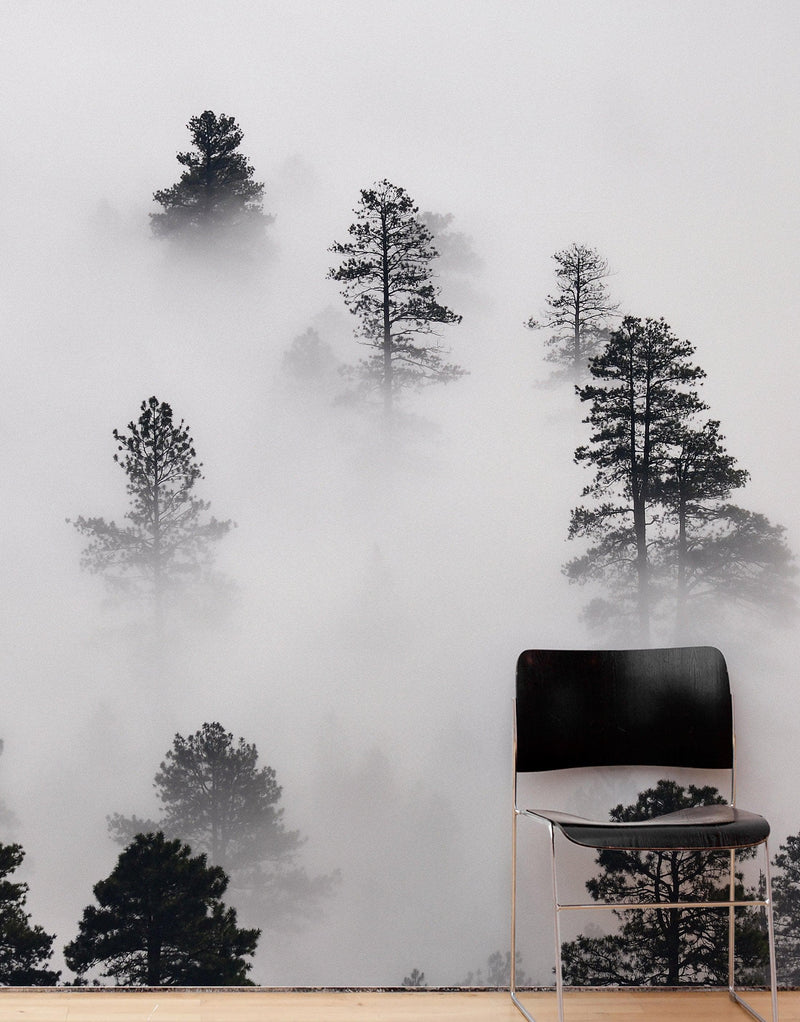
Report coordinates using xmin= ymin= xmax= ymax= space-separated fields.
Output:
xmin=511 ymin=647 xmax=778 ymax=1022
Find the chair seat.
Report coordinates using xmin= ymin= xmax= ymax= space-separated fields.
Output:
xmin=525 ymin=804 xmax=770 ymax=850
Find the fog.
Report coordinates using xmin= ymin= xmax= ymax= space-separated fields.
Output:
xmin=3 ymin=0 xmax=800 ymax=986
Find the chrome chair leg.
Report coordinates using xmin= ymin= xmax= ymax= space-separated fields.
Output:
xmin=765 ymin=840 xmax=780 ymax=1022
xmin=511 ymin=807 xmax=541 ymax=1022
xmin=729 ymin=849 xmax=736 ymax=993
xmin=550 ymin=824 xmax=565 ymax=1022
xmin=510 ymin=822 xmax=564 ymax=1022
xmin=511 ymin=806 xmax=520 ymax=1000
xmin=727 ymin=841 xmax=779 ymax=1022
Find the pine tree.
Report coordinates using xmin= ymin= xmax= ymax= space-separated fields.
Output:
xmin=657 ymin=421 xmax=795 ymax=635
xmin=71 ymin=397 xmax=233 ymax=627
xmin=526 ymin=243 xmax=618 ymax=381
xmin=0 ymin=843 xmax=59 ymax=985
xmin=566 ymin=316 xmax=706 ymax=641
xmin=457 ymin=950 xmax=529 ymax=987
xmin=660 ymin=420 xmax=748 ymax=627
xmin=328 ymin=180 xmax=463 ymax=418
xmin=151 ymin=110 xmax=270 ymax=253
xmin=772 ymin=834 xmax=800 ymax=984
xmin=107 ymin=723 xmax=338 ymax=931
xmin=418 ymin=212 xmax=481 ymax=275
xmin=64 ymin=832 xmax=259 ymax=985
xmin=280 ymin=327 xmax=341 ymax=393
xmin=566 ymin=318 xmax=796 ymax=641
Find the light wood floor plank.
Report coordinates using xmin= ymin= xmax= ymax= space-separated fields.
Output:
xmin=0 ymin=989 xmax=794 ymax=1021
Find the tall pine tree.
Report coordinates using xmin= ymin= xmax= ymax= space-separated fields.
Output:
xmin=567 ymin=316 xmax=706 ymax=641
xmin=151 ymin=111 xmax=270 ymax=255
xmin=329 ymin=180 xmax=463 ymax=418
xmin=527 ymin=243 xmax=618 ymax=381
xmin=107 ymin=723 xmax=339 ymax=932
xmin=71 ymin=397 xmax=233 ymax=628
xmin=567 ymin=318 xmax=796 ymax=641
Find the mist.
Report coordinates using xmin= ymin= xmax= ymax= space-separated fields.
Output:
xmin=3 ymin=0 xmax=800 ymax=987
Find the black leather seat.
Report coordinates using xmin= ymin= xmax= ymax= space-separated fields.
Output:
xmin=529 ymin=804 xmax=770 ymax=851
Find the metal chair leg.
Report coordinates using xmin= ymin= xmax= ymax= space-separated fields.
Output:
xmin=729 ymin=849 xmax=736 ymax=994
xmin=727 ymin=841 xmax=779 ymax=1022
xmin=511 ymin=805 xmax=520 ymax=999
xmin=765 ymin=840 xmax=780 ymax=1022
xmin=511 ymin=806 xmax=541 ymax=1022
xmin=550 ymin=824 xmax=565 ymax=1022
xmin=510 ymin=821 xmax=564 ymax=1022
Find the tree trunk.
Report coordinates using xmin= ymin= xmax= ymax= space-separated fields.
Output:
xmin=676 ymin=488 xmax=688 ymax=640
xmin=634 ymin=498 xmax=650 ymax=645
xmin=147 ymin=927 xmax=162 ymax=985
xmin=629 ymin=355 xmax=651 ymax=644
xmin=210 ymin=755 xmax=220 ymax=865
xmin=202 ymin=134 xmax=214 ymax=225
xmin=665 ymin=853 xmax=682 ymax=985
xmin=381 ymin=210 xmax=393 ymax=419
xmin=152 ymin=473 xmax=164 ymax=639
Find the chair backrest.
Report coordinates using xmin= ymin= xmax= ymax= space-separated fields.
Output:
xmin=515 ymin=647 xmax=733 ymax=773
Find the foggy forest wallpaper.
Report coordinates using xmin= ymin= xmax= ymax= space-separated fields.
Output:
xmin=3 ymin=0 xmax=800 ymax=990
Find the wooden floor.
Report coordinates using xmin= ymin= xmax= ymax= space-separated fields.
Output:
xmin=0 ymin=989 xmax=795 ymax=1021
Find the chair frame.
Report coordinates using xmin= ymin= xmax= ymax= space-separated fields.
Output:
xmin=510 ymin=650 xmax=779 ymax=1022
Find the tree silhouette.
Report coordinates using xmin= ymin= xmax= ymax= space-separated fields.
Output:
xmin=151 ymin=110 xmax=270 ymax=254
xmin=65 ymin=832 xmax=259 ymax=985
xmin=657 ymin=421 xmax=796 ymax=635
xmin=418 ymin=212 xmax=481 ymax=276
xmin=71 ymin=397 xmax=233 ymax=628
xmin=280 ymin=326 xmax=341 ymax=395
xmin=0 ymin=843 xmax=59 ymax=985
xmin=329 ymin=179 xmax=463 ymax=418
xmin=566 ymin=319 xmax=796 ymax=641
xmin=108 ymin=723 xmax=338 ymax=931
xmin=458 ymin=950 xmax=529 ymax=987
xmin=527 ymin=243 xmax=618 ymax=381
xmin=772 ymin=833 xmax=800 ymax=984
xmin=566 ymin=316 xmax=706 ymax=641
